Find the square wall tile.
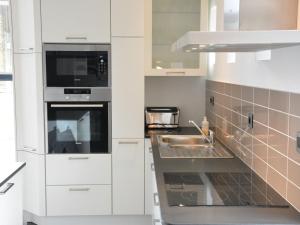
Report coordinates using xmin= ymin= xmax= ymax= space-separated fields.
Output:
xmin=268 ymin=147 xmax=287 ymax=177
xmin=232 ymin=112 xmax=242 ymax=128
xmin=289 ymin=116 xmax=300 ymax=139
xmin=287 ymin=182 xmax=300 ymax=212
xmin=269 ymin=90 xmax=290 ymax=113
xmin=253 ymin=122 xmax=268 ymax=144
xmin=224 ymin=83 xmax=232 ymax=96
xmin=242 ymin=100 xmax=253 ymax=117
xmin=253 ymin=154 xmax=267 ymax=180
xmin=242 ymin=86 xmax=254 ymax=102
xmin=254 ymin=105 xmax=268 ymax=126
xmin=240 ymin=145 xmax=253 ymax=168
xmin=268 ymin=129 xmax=288 ymax=156
xmin=231 ymin=98 xmax=242 ymax=114
xmin=232 ymin=84 xmax=242 ymax=98
xmin=290 ymin=93 xmax=300 ymax=117
xmin=288 ymin=160 xmax=300 ymax=189
xmin=288 ymin=138 xmax=300 ymax=165
xmin=253 ymin=138 xmax=268 ymax=162
xmin=254 ymin=88 xmax=269 ymax=107
xmin=269 ymin=109 xmax=288 ymax=134
xmin=267 ymin=167 xmax=287 ymax=198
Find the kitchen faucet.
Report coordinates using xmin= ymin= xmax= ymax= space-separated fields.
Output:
xmin=188 ymin=120 xmax=214 ymax=145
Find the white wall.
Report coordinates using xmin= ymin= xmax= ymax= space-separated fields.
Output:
xmin=208 ymin=45 xmax=300 ymax=93
xmin=145 ymin=77 xmax=206 ymax=126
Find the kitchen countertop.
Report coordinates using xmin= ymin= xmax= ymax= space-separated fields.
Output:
xmin=149 ymin=128 xmax=300 ymax=225
xmin=0 ymin=162 xmax=26 ymax=188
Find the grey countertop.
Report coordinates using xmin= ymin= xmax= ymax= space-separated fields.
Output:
xmin=149 ymin=127 xmax=300 ymax=225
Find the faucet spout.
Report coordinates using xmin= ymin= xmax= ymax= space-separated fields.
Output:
xmin=189 ymin=120 xmax=213 ymax=145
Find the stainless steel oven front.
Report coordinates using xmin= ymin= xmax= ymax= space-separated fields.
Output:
xmin=45 ymin=100 xmax=111 ymax=154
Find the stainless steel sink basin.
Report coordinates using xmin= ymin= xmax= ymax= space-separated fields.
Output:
xmin=157 ymin=135 xmax=233 ymax=159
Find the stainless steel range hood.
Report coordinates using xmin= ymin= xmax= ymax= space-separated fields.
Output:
xmin=172 ymin=0 xmax=300 ymax=53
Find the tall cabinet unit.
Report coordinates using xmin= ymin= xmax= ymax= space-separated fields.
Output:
xmin=11 ymin=0 xmax=46 ymax=217
xmin=111 ymin=0 xmax=145 ymax=215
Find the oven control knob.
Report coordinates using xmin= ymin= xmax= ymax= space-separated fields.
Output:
xmin=85 ymin=95 xmax=90 ymax=100
xmin=65 ymin=96 xmax=70 ymax=100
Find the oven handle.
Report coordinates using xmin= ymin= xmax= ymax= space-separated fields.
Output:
xmin=50 ymin=104 xmax=104 ymax=108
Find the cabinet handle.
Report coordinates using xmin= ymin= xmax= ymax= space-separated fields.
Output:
xmin=0 ymin=183 xmax=14 ymax=195
xmin=118 ymin=141 xmax=139 ymax=145
xmin=23 ymin=146 xmax=37 ymax=152
xmin=69 ymin=188 xmax=90 ymax=192
xmin=151 ymin=163 xmax=155 ymax=171
xmin=18 ymin=47 xmax=34 ymax=51
xmin=153 ymin=219 xmax=161 ymax=225
xmin=149 ymin=147 xmax=153 ymax=153
xmin=68 ymin=157 xmax=89 ymax=160
xmin=65 ymin=36 xmax=88 ymax=40
xmin=166 ymin=71 xmax=186 ymax=76
xmin=153 ymin=193 xmax=159 ymax=206
xmin=51 ymin=104 xmax=103 ymax=108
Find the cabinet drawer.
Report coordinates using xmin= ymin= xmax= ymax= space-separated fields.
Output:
xmin=47 ymin=185 xmax=111 ymax=216
xmin=46 ymin=154 xmax=111 ymax=185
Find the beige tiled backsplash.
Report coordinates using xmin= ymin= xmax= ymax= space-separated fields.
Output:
xmin=206 ymin=80 xmax=300 ymax=212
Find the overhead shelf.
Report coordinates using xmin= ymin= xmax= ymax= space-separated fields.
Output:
xmin=172 ymin=30 xmax=300 ymax=52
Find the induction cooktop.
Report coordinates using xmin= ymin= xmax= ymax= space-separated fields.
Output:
xmin=164 ymin=172 xmax=289 ymax=208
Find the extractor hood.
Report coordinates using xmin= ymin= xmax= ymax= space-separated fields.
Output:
xmin=172 ymin=0 xmax=300 ymax=53
xmin=172 ymin=30 xmax=300 ymax=52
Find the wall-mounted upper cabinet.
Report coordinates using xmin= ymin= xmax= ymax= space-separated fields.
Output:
xmin=41 ymin=0 xmax=111 ymax=43
xmin=111 ymin=0 xmax=144 ymax=37
xmin=145 ymin=0 xmax=208 ymax=76
xmin=11 ymin=0 xmax=42 ymax=53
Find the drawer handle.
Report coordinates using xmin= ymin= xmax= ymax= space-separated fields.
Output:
xmin=0 ymin=183 xmax=14 ymax=195
xmin=149 ymin=147 xmax=153 ymax=153
xmin=151 ymin=163 xmax=155 ymax=171
xmin=65 ymin=36 xmax=87 ymax=40
xmin=68 ymin=157 xmax=89 ymax=160
xmin=153 ymin=219 xmax=161 ymax=225
xmin=69 ymin=188 xmax=90 ymax=192
xmin=153 ymin=193 xmax=159 ymax=206
xmin=118 ymin=141 xmax=139 ymax=145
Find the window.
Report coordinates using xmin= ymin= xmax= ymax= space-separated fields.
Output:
xmin=0 ymin=0 xmax=14 ymax=163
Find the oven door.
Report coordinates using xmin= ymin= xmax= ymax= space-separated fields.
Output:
xmin=46 ymin=102 xmax=111 ymax=154
xmin=44 ymin=44 xmax=110 ymax=87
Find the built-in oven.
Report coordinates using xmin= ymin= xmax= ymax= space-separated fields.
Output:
xmin=43 ymin=44 xmax=111 ymax=88
xmin=46 ymin=102 xmax=111 ymax=154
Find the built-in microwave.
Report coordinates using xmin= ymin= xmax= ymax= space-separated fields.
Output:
xmin=43 ymin=44 xmax=111 ymax=88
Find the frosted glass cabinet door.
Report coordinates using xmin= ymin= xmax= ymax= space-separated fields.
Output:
xmin=145 ymin=0 xmax=208 ymax=76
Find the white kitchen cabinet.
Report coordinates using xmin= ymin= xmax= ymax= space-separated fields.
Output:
xmin=11 ymin=0 xmax=42 ymax=53
xmin=0 ymin=169 xmax=23 ymax=225
xmin=17 ymin=151 xmax=46 ymax=216
xmin=14 ymin=53 xmax=44 ymax=154
xmin=47 ymin=185 xmax=112 ymax=216
xmin=145 ymin=138 xmax=153 ymax=215
xmin=111 ymin=0 xmax=145 ymax=37
xmin=112 ymin=139 xmax=145 ymax=215
xmin=41 ymin=0 xmax=111 ymax=43
xmin=46 ymin=154 xmax=112 ymax=185
xmin=112 ymin=37 xmax=144 ymax=139
xmin=145 ymin=0 xmax=208 ymax=76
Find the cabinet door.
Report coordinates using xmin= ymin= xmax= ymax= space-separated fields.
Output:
xmin=112 ymin=139 xmax=144 ymax=215
xmin=17 ymin=151 xmax=46 ymax=216
xmin=11 ymin=0 xmax=42 ymax=53
xmin=0 ymin=171 xmax=23 ymax=225
xmin=14 ymin=53 xmax=44 ymax=154
xmin=41 ymin=0 xmax=110 ymax=43
xmin=111 ymin=0 xmax=144 ymax=37
xmin=145 ymin=0 xmax=208 ymax=76
xmin=112 ymin=38 xmax=144 ymax=139
xmin=145 ymin=139 xmax=153 ymax=215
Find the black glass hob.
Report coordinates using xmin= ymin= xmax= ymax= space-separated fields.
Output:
xmin=164 ymin=172 xmax=289 ymax=208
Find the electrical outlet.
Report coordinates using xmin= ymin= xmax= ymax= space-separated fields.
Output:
xmin=209 ymin=96 xmax=215 ymax=106
xmin=297 ymin=132 xmax=300 ymax=153
xmin=248 ymin=113 xmax=254 ymax=129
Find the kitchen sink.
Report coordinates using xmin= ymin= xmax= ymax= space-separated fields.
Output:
xmin=157 ymin=135 xmax=233 ymax=159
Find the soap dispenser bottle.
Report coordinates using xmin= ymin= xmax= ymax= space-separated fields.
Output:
xmin=202 ymin=116 xmax=209 ymax=136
